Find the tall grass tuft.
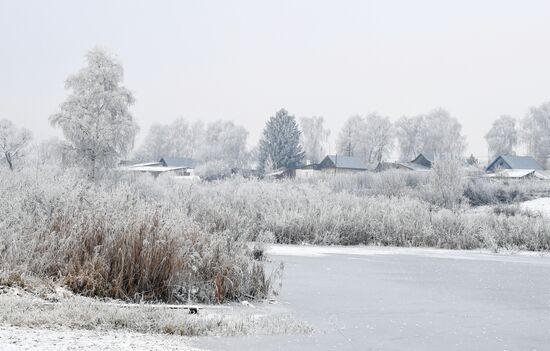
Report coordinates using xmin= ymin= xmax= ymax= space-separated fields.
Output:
xmin=0 ymin=168 xmax=273 ymax=303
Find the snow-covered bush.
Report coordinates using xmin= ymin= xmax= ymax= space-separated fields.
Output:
xmin=421 ymin=160 xmax=465 ymax=210
xmin=128 ymin=175 xmax=550 ymax=251
xmin=194 ymin=160 xmax=234 ymax=180
xmin=463 ymin=178 xmax=550 ymax=206
xmin=4 ymin=162 xmax=550 ymax=305
xmin=0 ymin=168 xmax=272 ymax=303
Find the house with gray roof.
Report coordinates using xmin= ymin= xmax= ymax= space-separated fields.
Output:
xmin=159 ymin=157 xmax=197 ymax=168
xmin=410 ymin=152 xmax=435 ymax=168
xmin=486 ymin=155 xmax=543 ymax=172
xmin=375 ymin=161 xmax=431 ymax=172
xmin=317 ymin=155 xmax=368 ymax=173
xmin=375 ymin=152 xmax=434 ymax=172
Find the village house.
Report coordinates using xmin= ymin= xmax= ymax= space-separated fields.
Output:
xmin=265 ymin=155 xmax=367 ymax=179
xmin=484 ymin=155 xmax=547 ymax=179
xmin=121 ymin=157 xmax=199 ymax=178
xmin=486 ymin=155 xmax=543 ymax=172
xmin=315 ymin=155 xmax=368 ymax=174
xmin=375 ymin=152 xmax=434 ymax=172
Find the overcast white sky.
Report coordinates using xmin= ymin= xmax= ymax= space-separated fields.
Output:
xmin=1 ymin=0 xmax=550 ymax=160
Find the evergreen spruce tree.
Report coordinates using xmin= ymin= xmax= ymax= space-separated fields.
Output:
xmin=258 ymin=109 xmax=305 ymax=173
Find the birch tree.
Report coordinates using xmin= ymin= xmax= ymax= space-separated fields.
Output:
xmin=485 ymin=115 xmax=517 ymax=159
xmin=200 ymin=121 xmax=248 ymax=166
xmin=422 ymin=108 xmax=466 ymax=160
xmin=336 ymin=115 xmax=365 ymax=157
xmin=395 ymin=115 xmax=426 ymax=161
xmin=521 ymin=101 xmax=550 ymax=167
xmin=50 ymin=48 xmax=138 ymax=180
xmin=136 ymin=123 xmax=169 ymax=161
xmin=299 ymin=116 xmax=330 ymax=163
xmin=336 ymin=114 xmax=393 ymax=164
xmin=0 ymin=119 xmax=32 ymax=170
xmin=363 ymin=113 xmax=394 ymax=164
xmin=137 ymin=119 xmax=205 ymax=161
xmin=258 ymin=109 xmax=304 ymax=172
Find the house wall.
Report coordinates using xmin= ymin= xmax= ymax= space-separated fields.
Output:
xmin=375 ymin=163 xmax=412 ymax=172
xmin=295 ymin=169 xmax=322 ymax=179
xmin=320 ymin=168 xmax=366 ymax=174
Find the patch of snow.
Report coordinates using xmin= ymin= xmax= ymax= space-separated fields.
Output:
xmin=241 ymin=301 xmax=255 ymax=309
xmin=520 ymin=197 xmax=550 ymax=217
xmin=0 ymin=326 xmax=201 ymax=351
xmin=266 ymin=244 xmax=550 ymax=264
xmin=484 ymin=169 xmax=549 ymax=179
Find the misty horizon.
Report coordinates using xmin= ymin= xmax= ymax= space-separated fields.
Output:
xmin=3 ymin=0 xmax=550 ymax=162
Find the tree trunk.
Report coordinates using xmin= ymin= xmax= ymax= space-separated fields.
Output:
xmin=5 ymin=152 xmax=13 ymax=171
xmin=90 ymin=153 xmax=96 ymax=181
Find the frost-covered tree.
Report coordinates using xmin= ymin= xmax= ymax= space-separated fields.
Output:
xmin=258 ymin=109 xmax=304 ymax=172
xmin=200 ymin=121 xmax=248 ymax=167
xmin=395 ymin=115 xmax=426 ymax=161
xmin=50 ymin=48 xmax=138 ymax=180
xmin=0 ymin=119 xmax=32 ymax=170
xmin=363 ymin=113 xmax=394 ymax=164
xmin=136 ymin=123 xmax=170 ymax=161
xmin=521 ymin=101 xmax=550 ymax=167
xmin=485 ymin=115 xmax=517 ymax=159
xmin=395 ymin=109 xmax=466 ymax=161
xmin=136 ymin=119 xmax=202 ymax=161
xmin=422 ymin=108 xmax=466 ymax=160
xmin=299 ymin=116 xmax=330 ymax=163
xmin=136 ymin=119 xmax=248 ymax=171
xmin=24 ymin=137 xmax=66 ymax=170
xmin=336 ymin=114 xmax=393 ymax=164
xmin=336 ymin=115 xmax=366 ymax=157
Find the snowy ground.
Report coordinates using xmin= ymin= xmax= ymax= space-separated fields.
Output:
xmin=0 ymin=284 xmax=309 ymax=350
xmin=520 ymin=197 xmax=550 ymax=216
xmin=195 ymin=244 xmax=550 ymax=351
xmin=0 ymin=326 xmax=201 ymax=351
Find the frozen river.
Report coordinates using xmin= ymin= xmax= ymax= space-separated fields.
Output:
xmin=195 ymin=245 xmax=550 ymax=351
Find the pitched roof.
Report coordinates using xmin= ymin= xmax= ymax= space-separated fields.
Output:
xmin=159 ymin=157 xmax=197 ymax=168
xmin=322 ymin=155 xmax=368 ymax=170
xmin=417 ymin=152 xmax=435 ymax=163
xmin=123 ymin=165 xmax=187 ymax=173
xmin=487 ymin=155 xmax=543 ymax=171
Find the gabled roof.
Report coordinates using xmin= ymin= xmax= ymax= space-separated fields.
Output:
xmin=159 ymin=157 xmax=197 ymax=168
xmin=486 ymin=155 xmax=543 ymax=171
xmin=410 ymin=152 xmax=435 ymax=168
xmin=320 ymin=155 xmax=368 ymax=170
xmin=127 ymin=161 xmax=163 ymax=168
xmin=122 ymin=165 xmax=187 ymax=173
xmin=416 ymin=152 xmax=435 ymax=163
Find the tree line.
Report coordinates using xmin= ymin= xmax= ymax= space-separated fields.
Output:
xmin=3 ymin=47 xmax=550 ymax=175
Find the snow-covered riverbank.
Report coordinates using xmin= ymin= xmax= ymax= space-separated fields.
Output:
xmin=0 ymin=326 xmax=201 ymax=351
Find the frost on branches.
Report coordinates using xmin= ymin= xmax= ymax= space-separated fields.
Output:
xmin=50 ymin=47 xmax=138 ymax=180
xmin=0 ymin=119 xmax=32 ymax=171
xmin=258 ymin=109 xmax=305 ymax=173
